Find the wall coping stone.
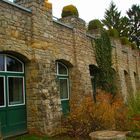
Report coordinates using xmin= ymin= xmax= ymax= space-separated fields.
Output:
xmin=132 ymin=54 xmax=136 ymax=57
xmin=1 ymin=0 xmax=32 ymax=13
xmin=53 ymin=17 xmax=73 ymax=29
xmin=122 ymin=49 xmax=128 ymax=53
xmin=86 ymin=34 xmax=96 ymax=39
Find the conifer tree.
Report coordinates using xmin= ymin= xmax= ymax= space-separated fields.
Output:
xmin=119 ymin=16 xmax=130 ymax=37
xmin=102 ymin=1 xmax=121 ymax=30
xmin=127 ymin=4 xmax=140 ymax=47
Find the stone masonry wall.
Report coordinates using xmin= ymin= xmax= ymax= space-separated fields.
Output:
xmin=0 ymin=0 xmax=140 ymax=136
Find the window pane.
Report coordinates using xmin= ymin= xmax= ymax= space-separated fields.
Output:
xmin=59 ymin=79 xmax=69 ymax=99
xmin=8 ymin=77 xmax=24 ymax=105
xmin=0 ymin=55 xmax=5 ymax=71
xmin=0 ymin=77 xmax=4 ymax=106
xmin=7 ymin=56 xmax=23 ymax=72
xmin=58 ymin=63 xmax=67 ymax=75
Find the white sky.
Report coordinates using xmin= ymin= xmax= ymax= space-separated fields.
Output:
xmin=9 ymin=0 xmax=140 ymax=22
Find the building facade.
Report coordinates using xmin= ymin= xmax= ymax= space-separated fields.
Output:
xmin=0 ymin=0 xmax=140 ymax=138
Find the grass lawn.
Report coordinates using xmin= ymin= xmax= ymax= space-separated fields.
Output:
xmin=7 ymin=134 xmax=90 ymax=140
xmin=6 ymin=134 xmax=140 ymax=140
xmin=126 ymin=138 xmax=139 ymax=140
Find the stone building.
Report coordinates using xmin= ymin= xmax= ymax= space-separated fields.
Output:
xmin=0 ymin=0 xmax=140 ymax=138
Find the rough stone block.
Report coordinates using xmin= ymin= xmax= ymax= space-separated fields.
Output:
xmin=89 ymin=131 xmax=126 ymax=140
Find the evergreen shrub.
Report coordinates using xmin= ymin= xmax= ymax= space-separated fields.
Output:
xmin=88 ymin=19 xmax=103 ymax=30
xmin=120 ymin=37 xmax=129 ymax=45
xmin=94 ymin=30 xmax=117 ymax=95
xmin=61 ymin=5 xmax=79 ymax=18
xmin=107 ymin=28 xmax=119 ymax=38
xmin=131 ymin=42 xmax=137 ymax=50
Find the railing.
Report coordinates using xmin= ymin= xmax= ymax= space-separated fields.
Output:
xmin=2 ymin=0 xmax=32 ymax=12
xmin=52 ymin=16 xmax=74 ymax=29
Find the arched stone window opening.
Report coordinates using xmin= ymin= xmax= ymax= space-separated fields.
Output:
xmin=134 ymin=72 xmax=140 ymax=91
xmin=111 ymin=68 xmax=120 ymax=95
xmin=124 ymin=70 xmax=133 ymax=97
xmin=89 ymin=65 xmax=100 ymax=102
xmin=56 ymin=61 xmax=70 ymax=114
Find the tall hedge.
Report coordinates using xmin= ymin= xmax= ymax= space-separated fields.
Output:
xmin=94 ymin=30 xmax=117 ymax=95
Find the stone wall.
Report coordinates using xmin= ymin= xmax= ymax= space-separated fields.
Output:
xmin=0 ymin=0 xmax=140 ymax=136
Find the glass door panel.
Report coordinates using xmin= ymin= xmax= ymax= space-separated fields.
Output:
xmin=0 ymin=54 xmax=27 ymax=137
xmin=6 ymin=56 xmax=23 ymax=72
xmin=0 ymin=76 xmax=5 ymax=107
xmin=59 ymin=78 xmax=69 ymax=100
xmin=0 ymin=55 xmax=5 ymax=71
xmin=8 ymin=77 xmax=24 ymax=106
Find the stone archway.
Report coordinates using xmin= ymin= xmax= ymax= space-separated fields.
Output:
xmin=89 ymin=65 xmax=100 ymax=102
xmin=0 ymin=53 xmax=27 ymax=138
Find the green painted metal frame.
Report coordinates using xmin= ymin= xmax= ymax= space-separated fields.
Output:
xmin=56 ymin=62 xmax=70 ymax=114
xmin=0 ymin=54 xmax=27 ymax=137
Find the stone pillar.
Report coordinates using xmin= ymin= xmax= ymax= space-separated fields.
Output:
xmin=14 ymin=0 xmax=53 ymax=44
xmin=60 ymin=16 xmax=86 ymax=32
xmin=14 ymin=0 xmax=60 ymax=136
xmin=14 ymin=0 xmax=52 ymax=14
xmin=128 ymin=48 xmax=136 ymax=94
xmin=60 ymin=16 xmax=94 ymax=99
xmin=134 ymin=49 xmax=140 ymax=90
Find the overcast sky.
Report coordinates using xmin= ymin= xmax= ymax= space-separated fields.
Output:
xmin=10 ymin=0 xmax=140 ymax=22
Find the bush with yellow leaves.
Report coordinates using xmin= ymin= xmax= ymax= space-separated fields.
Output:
xmin=60 ymin=90 xmax=128 ymax=137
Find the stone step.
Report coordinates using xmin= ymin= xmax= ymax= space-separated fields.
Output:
xmin=89 ymin=130 xmax=126 ymax=140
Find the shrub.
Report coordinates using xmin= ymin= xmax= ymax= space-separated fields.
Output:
xmin=107 ymin=28 xmax=119 ymax=38
xmin=112 ymin=95 xmax=129 ymax=130
xmin=60 ymin=90 xmax=128 ymax=137
xmin=127 ymin=91 xmax=140 ymax=131
xmin=61 ymin=5 xmax=79 ymax=18
xmin=88 ymin=19 xmax=103 ymax=30
xmin=131 ymin=42 xmax=137 ymax=50
xmin=120 ymin=37 xmax=129 ymax=45
xmin=94 ymin=30 xmax=117 ymax=95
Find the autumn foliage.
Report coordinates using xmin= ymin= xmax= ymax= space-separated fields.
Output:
xmin=60 ymin=90 xmax=128 ymax=137
xmin=127 ymin=91 xmax=140 ymax=131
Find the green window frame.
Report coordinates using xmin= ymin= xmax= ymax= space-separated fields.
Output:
xmin=0 ymin=76 xmax=6 ymax=108
xmin=56 ymin=62 xmax=70 ymax=101
xmin=0 ymin=54 xmax=24 ymax=73
xmin=0 ymin=54 xmax=25 ymax=107
xmin=7 ymin=76 xmax=25 ymax=107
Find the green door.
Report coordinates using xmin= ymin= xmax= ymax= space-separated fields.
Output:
xmin=0 ymin=54 xmax=27 ymax=138
xmin=57 ymin=62 xmax=70 ymax=114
